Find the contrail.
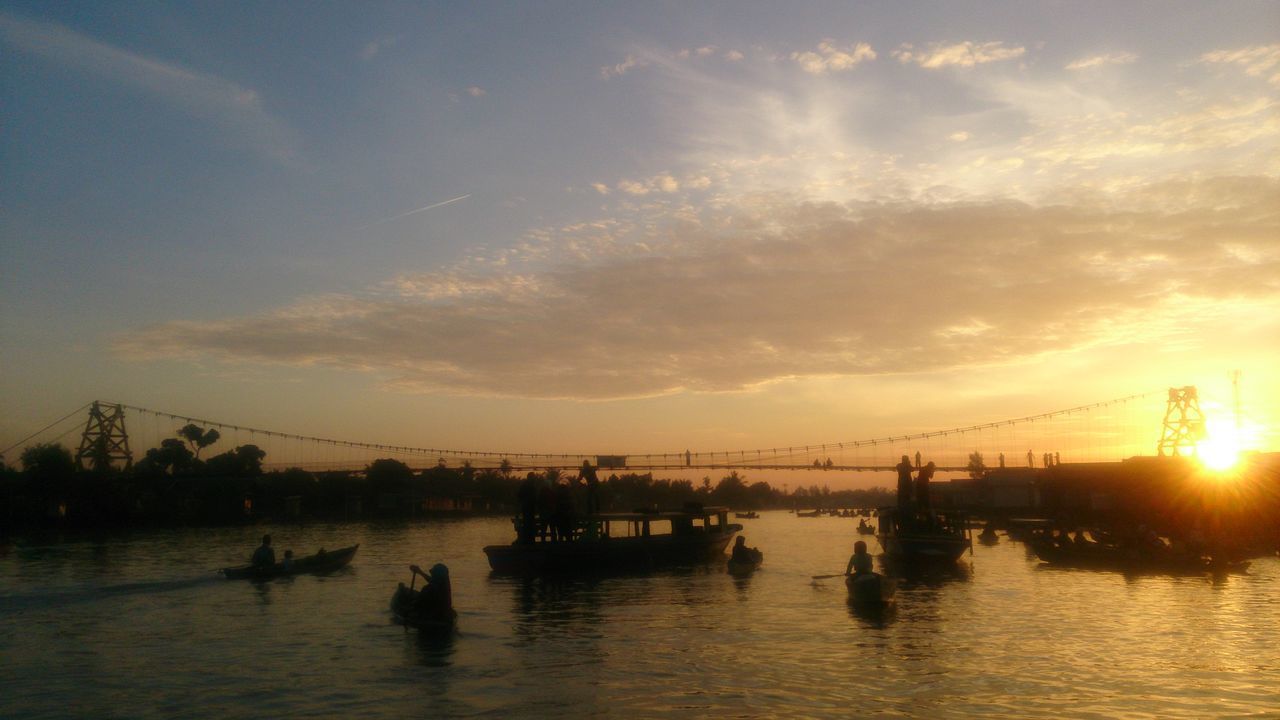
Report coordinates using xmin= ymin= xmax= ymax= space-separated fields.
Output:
xmin=357 ymin=194 xmax=471 ymax=229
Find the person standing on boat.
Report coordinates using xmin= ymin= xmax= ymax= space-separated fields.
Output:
xmin=915 ymin=462 xmax=936 ymax=512
xmin=895 ymin=455 xmax=914 ymax=511
xmin=554 ymin=478 xmax=576 ymax=542
xmin=517 ymin=472 xmax=539 ymax=544
xmin=577 ymin=460 xmax=600 ymax=516
xmin=251 ymin=534 xmax=275 ymax=568
xmin=731 ymin=536 xmax=759 ymax=563
xmin=845 ymin=540 xmax=873 ymax=576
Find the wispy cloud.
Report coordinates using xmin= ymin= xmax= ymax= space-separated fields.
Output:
xmin=601 ymin=54 xmax=646 ymax=79
xmin=893 ymin=41 xmax=1025 ymax=69
xmin=0 ymin=11 xmax=296 ymax=161
xmin=1199 ymin=44 xmax=1280 ymax=85
xmin=116 ymin=177 xmax=1280 ymax=400
xmin=790 ymin=40 xmax=876 ymax=74
xmin=360 ymin=35 xmax=399 ymax=61
xmin=1065 ymin=52 xmax=1138 ymax=71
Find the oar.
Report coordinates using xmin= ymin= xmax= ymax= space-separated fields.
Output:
xmin=811 ymin=573 xmax=849 ymax=580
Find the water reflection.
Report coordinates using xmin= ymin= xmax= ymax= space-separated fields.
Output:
xmin=847 ymin=597 xmax=897 ymax=627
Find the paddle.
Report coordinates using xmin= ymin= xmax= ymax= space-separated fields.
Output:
xmin=811 ymin=573 xmax=849 ymax=580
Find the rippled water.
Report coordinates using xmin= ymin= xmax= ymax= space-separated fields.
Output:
xmin=2 ymin=514 xmax=1277 ymax=718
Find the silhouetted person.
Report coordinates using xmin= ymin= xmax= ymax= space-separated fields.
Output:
xmin=282 ymin=549 xmax=294 ymax=572
xmin=731 ymin=536 xmax=759 ymax=563
xmin=685 ymin=449 xmax=691 ymax=467
xmin=895 ymin=455 xmax=914 ymax=510
xmin=251 ymin=534 xmax=275 ymax=567
xmin=915 ymin=451 xmax=922 ymax=469
xmin=1055 ymin=452 xmax=1061 ymax=466
xmin=578 ymin=460 xmax=600 ymax=516
xmin=998 ymin=452 xmax=1005 ymax=468
xmin=846 ymin=540 xmax=873 ymax=576
xmin=412 ymin=563 xmax=452 ymax=617
xmin=554 ymin=480 xmax=576 ymax=541
xmin=915 ymin=462 xmax=936 ymax=511
xmin=1027 ymin=450 xmax=1034 ymax=467
xmin=517 ymin=473 xmax=539 ymax=543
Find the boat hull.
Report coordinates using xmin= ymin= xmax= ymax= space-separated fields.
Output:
xmin=391 ymin=585 xmax=458 ymax=633
xmin=877 ymin=533 xmax=970 ymax=563
xmin=485 ymin=532 xmax=738 ymax=575
xmin=846 ymin=572 xmax=896 ymax=607
xmin=221 ymin=544 xmax=359 ymax=580
xmin=1032 ymin=541 xmax=1249 ymax=574
xmin=727 ymin=549 xmax=763 ymax=576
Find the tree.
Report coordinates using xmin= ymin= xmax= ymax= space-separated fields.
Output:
xmin=20 ymin=443 xmax=76 ymax=482
xmin=205 ymin=444 xmax=266 ymax=478
xmin=967 ymin=451 xmax=987 ymax=479
xmin=178 ymin=424 xmax=221 ymax=460
xmin=366 ymin=458 xmax=414 ymax=493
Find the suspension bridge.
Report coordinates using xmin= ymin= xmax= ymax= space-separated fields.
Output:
xmin=3 ymin=390 xmax=1188 ymax=476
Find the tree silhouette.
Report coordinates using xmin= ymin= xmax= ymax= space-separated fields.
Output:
xmin=20 ymin=443 xmax=75 ymax=482
xmin=178 ymin=424 xmax=221 ymax=460
xmin=967 ymin=451 xmax=987 ymax=479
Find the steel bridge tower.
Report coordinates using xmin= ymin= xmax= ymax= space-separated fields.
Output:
xmin=76 ymin=401 xmax=134 ymax=471
xmin=1156 ymin=386 xmax=1205 ymax=457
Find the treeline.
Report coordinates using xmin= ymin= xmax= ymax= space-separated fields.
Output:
xmin=0 ymin=430 xmax=893 ymax=530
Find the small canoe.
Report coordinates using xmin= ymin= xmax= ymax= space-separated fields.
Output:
xmin=221 ymin=544 xmax=358 ymax=580
xmin=727 ymin=549 xmax=764 ymax=576
xmin=846 ymin=572 xmax=896 ymax=607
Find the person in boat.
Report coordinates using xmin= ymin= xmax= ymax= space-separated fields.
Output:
xmin=282 ymin=549 xmax=295 ymax=571
xmin=251 ymin=534 xmax=275 ymax=568
xmin=895 ymin=455 xmax=914 ymax=511
xmin=577 ymin=460 xmax=600 ymax=516
xmin=980 ymin=522 xmax=998 ymax=540
xmin=730 ymin=536 xmax=759 ymax=563
xmin=845 ymin=540 xmax=873 ymax=576
xmin=915 ymin=462 xmax=936 ymax=512
xmin=517 ymin=472 xmax=540 ymax=544
xmin=1072 ymin=529 xmax=1091 ymax=546
xmin=412 ymin=563 xmax=453 ymax=618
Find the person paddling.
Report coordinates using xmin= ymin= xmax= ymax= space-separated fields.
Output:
xmin=845 ymin=540 xmax=873 ymax=576
xmin=251 ymin=534 xmax=275 ymax=568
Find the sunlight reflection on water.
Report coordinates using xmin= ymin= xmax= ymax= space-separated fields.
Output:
xmin=1 ymin=515 xmax=1277 ymax=718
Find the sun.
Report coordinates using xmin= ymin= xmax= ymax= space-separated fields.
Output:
xmin=1198 ymin=434 xmax=1241 ymax=471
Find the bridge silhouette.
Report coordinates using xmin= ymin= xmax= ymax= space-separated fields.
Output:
xmin=5 ymin=392 xmax=1171 ymax=475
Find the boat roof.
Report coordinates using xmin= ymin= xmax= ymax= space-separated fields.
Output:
xmin=592 ymin=506 xmax=732 ymax=522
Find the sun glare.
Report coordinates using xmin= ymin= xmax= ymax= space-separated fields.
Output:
xmin=1197 ymin=434 xmax=1241 ymax=471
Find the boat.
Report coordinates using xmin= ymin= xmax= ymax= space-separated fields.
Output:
xmin=1031 ymin=539 xmax=1250 ymax=575
xmin=727 ymin=548 xmax=763 ymax=576
xmin=390 ymin=575 xmax=458 ymax=634
xmin=484 ymin=505 xmax=742 ymax=575
xmin=875 ymin=507 xmax=971 ymax=564
xmin=221 ymin=544 xmax=358 ymax=580
xmin=734 ymin=511 xmax=760 ymax=519
xmin=856 ymin=520 xmax=875 ymax=535
xmin=846 ymin=572 xmax=896 ymax=607
xmin=796 ymin=510 xmax=821 ymax=518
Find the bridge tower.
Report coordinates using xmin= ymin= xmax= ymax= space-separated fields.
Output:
xmin=1156 ymin=386 xmax=1205 ymax=457
xmin=76 ymin=401 xmax=133 ymax=472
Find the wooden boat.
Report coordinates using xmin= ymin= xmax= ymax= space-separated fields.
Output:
xmin=726 ymin=548 xmax=763 ymax=576
xmin=1031 ymin=540 xmax=1250 ymax=574
xmin=484 ymin=505 xmax=741 ymax=575
xmin=876 ymin=507 xmax=971 ymax=564
xmin=734 ymin=511 xmax=760 ymax=519
xmin=390 ymin=582 xmax=458 ymax=633
xmin=796 ymin=510 xmax=821 ymax=518
xmin=856 ymin=521 xmax=875 ymax=535
xmin=221 ymin=544 xmax=358 ymax=580
xmin=846 ymin=572 xmax=896 ymax=607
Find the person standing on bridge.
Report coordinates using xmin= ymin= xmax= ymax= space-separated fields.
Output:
xmin=517 ymin=472 xmax=539 ymax=544
xmin=895 ymin=455 xmax=914 ymax=511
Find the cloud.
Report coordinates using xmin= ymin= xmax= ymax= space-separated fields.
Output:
xmin=893 ymin=41 xmax=1025 ymax=69
xmin=1065 ymin=52 xmax=1138 ymax=71
xmin=791 ymin=40 xmax=876 ymax=74
xmin=360 ymin=35 xmax=399 ymax=61
xmin=1199 ymin=44 xmax=1280 ymax=85
xmin=0 ymin=11 xmax=296 ymax=160
xmin=466 ymin=86 xmax=486 ymax=97
xmin=601 ymin=54 xmax=646 ymax=79
xmin=115 ymin=176 xmax=1280 ymax=400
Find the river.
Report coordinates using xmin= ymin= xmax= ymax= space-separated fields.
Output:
xmin=2 ymin=514 xmax=1277 ymax=718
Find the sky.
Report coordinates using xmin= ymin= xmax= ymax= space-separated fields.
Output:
xmin=2 ymin=1 xmax=1277 ymax=486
